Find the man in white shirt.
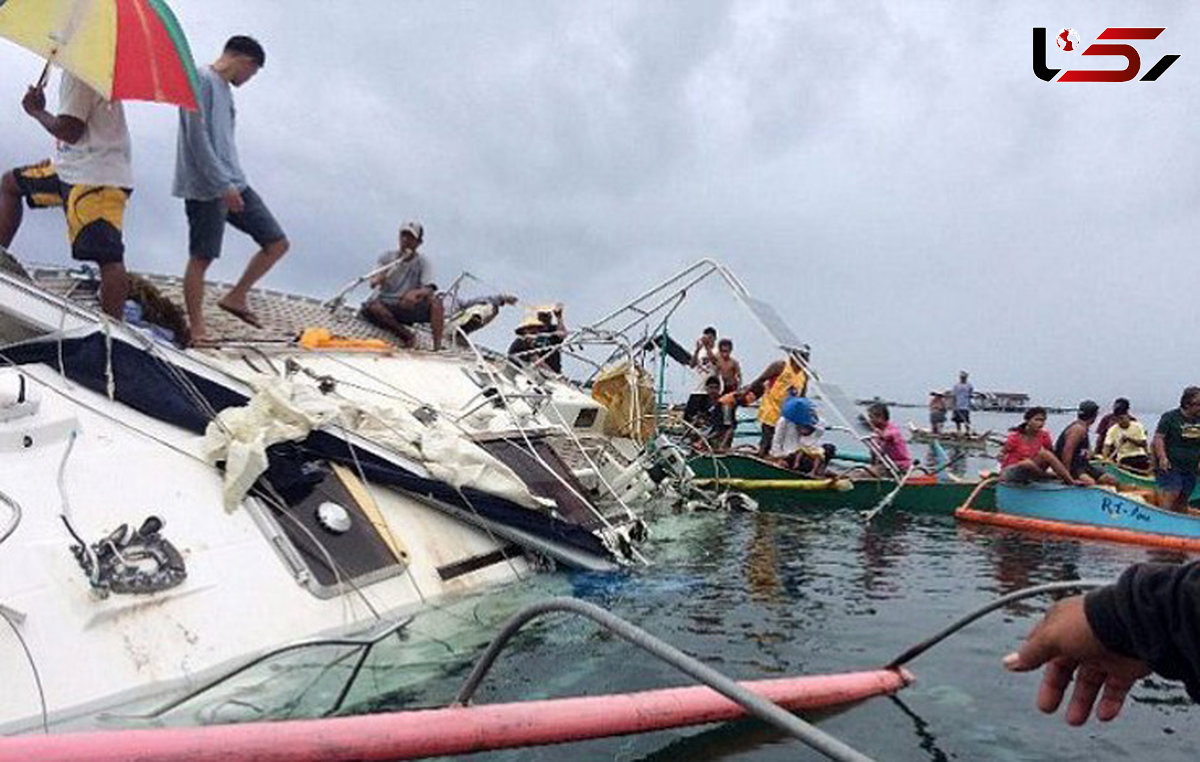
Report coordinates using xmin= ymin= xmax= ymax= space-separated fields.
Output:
xmin=0 ymin=72 xmax=133 ymax=318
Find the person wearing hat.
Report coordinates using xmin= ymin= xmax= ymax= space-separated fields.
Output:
xmin=1055 ymin=400 xmax=1116 ymax=486
xmin=361 ymin=221 xmax=444 ymax=350
xmin=507 ymin=303 xmax=566 ymax=373
xmin=769 ymin=394 xmax=835 ymax=475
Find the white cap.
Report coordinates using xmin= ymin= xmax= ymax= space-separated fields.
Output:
xmin=401 ymin=221 xmax=424 ymax=240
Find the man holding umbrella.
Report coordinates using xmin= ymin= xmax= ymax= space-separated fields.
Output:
xmin=0 ymin=72 xmax=132 ymax=319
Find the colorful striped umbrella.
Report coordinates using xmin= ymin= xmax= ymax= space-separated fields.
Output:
xmin=0 ymin=0 xmax=199 ymax=110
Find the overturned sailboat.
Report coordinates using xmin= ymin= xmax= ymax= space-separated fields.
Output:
xmin=0 ymin=255 xmax=656 ymax=732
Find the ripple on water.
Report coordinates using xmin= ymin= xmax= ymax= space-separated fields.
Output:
xmin=143 ymin=507 xmax=1199 ymax=760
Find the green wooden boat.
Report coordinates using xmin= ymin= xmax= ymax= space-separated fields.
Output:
xmin=687 ymin=453 xmax=993 ymax=514
xmin=1092 ymin=459 xmax=1200 ymax=506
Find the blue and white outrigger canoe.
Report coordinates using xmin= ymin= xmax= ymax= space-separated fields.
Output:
xmin=956 ymin=482 xmax=1200 ymax=552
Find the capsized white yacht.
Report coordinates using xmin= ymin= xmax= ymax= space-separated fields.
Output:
xmin=0 ymin=250 xmax=660 ymax=733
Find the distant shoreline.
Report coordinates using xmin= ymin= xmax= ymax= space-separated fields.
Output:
xmin=854 ymin=399 xmax=1075 ymax=415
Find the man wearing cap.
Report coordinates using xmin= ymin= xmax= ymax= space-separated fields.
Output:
xmin=361 ymin=221 xmax=444 ymax=350
xmin=1055 ymin=400 xmax=1116 ymax=486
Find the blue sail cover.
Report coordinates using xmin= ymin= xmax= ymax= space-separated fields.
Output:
xmin=0 ymin=331 xmax=610 ymax=563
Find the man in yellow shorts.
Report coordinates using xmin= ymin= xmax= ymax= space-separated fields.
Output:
xmin=0 ymin=72 xmax=132 ymax=319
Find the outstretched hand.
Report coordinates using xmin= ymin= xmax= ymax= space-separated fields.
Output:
xmin=1004 ymin=595 xmax=1150 ymax=725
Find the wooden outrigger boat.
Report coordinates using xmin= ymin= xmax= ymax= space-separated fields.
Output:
xmin=1090 ymin=458 xmax=1200 ymax=507
xmin=956 ymin=482 xmax=1200 ymax=552
xmin=907 ymin=422 xmax=995 ymax=450
xmin=688 ymin=453 xmax=993 ymax=514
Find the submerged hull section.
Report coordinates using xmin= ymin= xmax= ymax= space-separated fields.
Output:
xmin=0 ymin=361 xmax=534 ymax=731
xmin=0 ymin=266 xmax=653 ymax=732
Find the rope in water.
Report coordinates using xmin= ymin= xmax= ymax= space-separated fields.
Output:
xmin=887 ymin=579 xmax=1109 ymax=669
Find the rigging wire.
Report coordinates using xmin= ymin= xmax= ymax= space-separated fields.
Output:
xmin=0 ymin=606 xmax=48 ymax=735
xmin=887 ymin=579 xmax=1109 ymax=669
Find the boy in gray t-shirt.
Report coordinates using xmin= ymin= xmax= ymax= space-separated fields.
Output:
xmin=361 ymin=221 xmax=444 ymax=350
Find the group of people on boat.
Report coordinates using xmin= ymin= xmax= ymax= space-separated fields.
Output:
xmin=2 ymin=36 xmax=286 ymax=345
xmin=999 ymin=389 xmax=1200 ymax=513
xmin=927 ymin=370 xmax=975 ymax=435
xmin=2 ymin=36 xmax=534 ymax=353
xmin=684 ymin=333 xmax=910 ymax=479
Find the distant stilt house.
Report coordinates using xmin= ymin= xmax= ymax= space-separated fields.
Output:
xmin=972 ymin=391 xmax=1030 ymax=412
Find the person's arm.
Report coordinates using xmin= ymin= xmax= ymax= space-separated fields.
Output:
xmin=1153 ymin=432 xmax=1170 ymax=472
xmin=1101 ymin=427 xmax=1118 ymax=460
xmin=1059 ymin=426 xmax=1084 ymax=464
xmin=742 ymin=361 xmax=785 ymax=394
xmin=1003 ymin=594 xmax=1150 ymax=725
xmin=22 ymin=86 xmax=85 ymax=143
xmin=1006 ymin=562 xmax=1200 ymax=724
xmin=368 ymin=253 xmax=393 ymax=289
xmin=999 ymin=433 xmax=1014 ymax=461
xmin=1126 ymin=423 xmax=1148 ymax=449
xmin=177 ymin=76 xmax=242 ymax=211
xmin=553 ymin=306 xmax=567 ymax=338
xmin=732 ymin=360 xmax=742 ymax=389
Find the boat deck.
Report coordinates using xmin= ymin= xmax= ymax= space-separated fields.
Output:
xmin=20 ymin=259 xmax=437 ymax=350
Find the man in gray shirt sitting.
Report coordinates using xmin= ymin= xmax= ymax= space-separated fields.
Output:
xmin=361 ymin=221 xmax=444 ymax=350
xmin=174 ymin=35 xmax=289 ymax=345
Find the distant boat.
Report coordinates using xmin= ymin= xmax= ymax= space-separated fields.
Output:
xmin=907 ymin=422 xmax=996 ymax=450
xmin=687 ymin=452 xmax=993 ymax=514
xmin=957 ymin=482 xmax=1200 ymax=552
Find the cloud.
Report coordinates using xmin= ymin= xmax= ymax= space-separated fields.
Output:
xmin=0 ymin=0 xmax=1195 ymax=410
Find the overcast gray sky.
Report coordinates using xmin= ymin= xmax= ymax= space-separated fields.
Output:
xmin=1 ymin=1 xmax=1195 ymax=412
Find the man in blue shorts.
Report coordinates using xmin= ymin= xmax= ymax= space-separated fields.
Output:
xmin=174 ymin=36 xmax=289 ymax=344
xmin=1152 ymin=386 xmax=1200 ymax=513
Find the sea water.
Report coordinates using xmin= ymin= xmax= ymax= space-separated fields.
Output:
xmin=136 ymin=407 xmax=1197 ymax=760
